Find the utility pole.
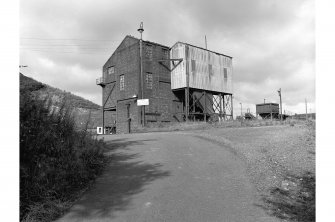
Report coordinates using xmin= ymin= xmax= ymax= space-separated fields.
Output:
xmin=240 ymin=103 xmax=242 ymax=117
xmin=264 ymin=98 xmax=266 ymax=104
xmin=277 ymin=88 xmax=283 ymax=121
xmin=138 ymin=22 xmax=145 ymax=127
xmin=305 ymin=98 xmax=308 ymax=120
xmin=205 ymin=35 xmax=207 ymax=49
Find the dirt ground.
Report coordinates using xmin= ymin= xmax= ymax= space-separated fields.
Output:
xmin=191 ymin=122 xmax=315 ymax=221
xmin=193 ymin=123 xmax=315 ymax=191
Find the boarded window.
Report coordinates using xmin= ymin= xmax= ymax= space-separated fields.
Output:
xmin=224 ymin=68 xmax=228 ymax=79
xmin=191 ymin=60 xmax=196 ymax=73
xmin=120 ymin=75 xmax=125 ymax=90
xmin=145 ymin=45 xmax=153 ymax=61
xmin=108 ymin=66 xmax=115 ymax=75
xmin=146 ymin=73 xmax=153 ymax=89
xmin=208 ymin=64 xmax=213 ymax=77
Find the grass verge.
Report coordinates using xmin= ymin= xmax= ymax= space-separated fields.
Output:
xmin=20 ymin=91 xmax=110 ymax=222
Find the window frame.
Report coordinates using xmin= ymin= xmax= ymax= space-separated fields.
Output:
xmin=162 ymin=48 xmax=169 ymax=59
xmin=107 ymin=66 xmax=115 ymax=75
xmin=145 ymin=44 xmax=153 ymax=61
xmin=146 ymin=72 xmax=153 ymax=89
xmin=119 ymin=74 xmax=125 ymax=91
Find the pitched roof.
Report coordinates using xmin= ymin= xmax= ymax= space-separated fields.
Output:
xmin=125 ymin=35 xmax=170 ymax=49
xmin=171 ymin=41 xmax=233 ymax=59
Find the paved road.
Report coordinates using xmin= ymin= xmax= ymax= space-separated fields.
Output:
xmin=56 ymin=131 xmax=280 ymax=222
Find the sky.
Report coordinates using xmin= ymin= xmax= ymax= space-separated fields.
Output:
xmin=19 ymin=0 xmax=315 ymax=115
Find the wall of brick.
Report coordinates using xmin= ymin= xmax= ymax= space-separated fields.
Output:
xmin=101 ymin=36 xmax=184 ymax=133
xmin=116 ymin=99 xmax=138 ymax=134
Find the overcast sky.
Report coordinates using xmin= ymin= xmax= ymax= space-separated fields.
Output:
xmin=19 ymin=0 xmax=315 ymax=115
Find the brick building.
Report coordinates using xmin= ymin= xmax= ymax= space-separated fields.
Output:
xmin=97 ymin=35 xmax=183 ymax=133
xmin=97 ymin=35 xmax=233 ymax=133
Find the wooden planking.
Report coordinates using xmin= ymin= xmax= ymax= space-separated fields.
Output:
xmin=170 ymin=43 xmax=186 ymax=89
xmin=171 ymin=42 xmax=233 ymax=93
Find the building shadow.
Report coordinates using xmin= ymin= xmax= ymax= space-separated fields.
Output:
xmin=57 ymin=138 xmax=170 ymax=221
xmin=255 ymin=171 xmax=315 ymax=222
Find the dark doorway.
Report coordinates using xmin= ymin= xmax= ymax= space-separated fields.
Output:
xmin=126 ymin=104 xmax=131 ymax=133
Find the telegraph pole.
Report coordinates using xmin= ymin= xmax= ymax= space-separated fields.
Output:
xmin=305 ymin=98 xmax=308 ymax=120
xmin=240 ymin=103 xmax=242 ymax=117
xmin=277 ymin=88 xmax=283 ymax=121
xmin=138 ymin=22 xmax=145 ymax=127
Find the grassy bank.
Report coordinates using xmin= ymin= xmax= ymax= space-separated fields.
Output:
xmin=133 ymin=118 xmax=307 ymax=134
xmin=20 ymin=91 xmax=110 ymax=221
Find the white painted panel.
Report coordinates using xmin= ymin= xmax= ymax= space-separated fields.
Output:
xmin=170 ymin=42 xmax=233 ymax=93
xmin=137 ymin=99 xmax=149 ymax=106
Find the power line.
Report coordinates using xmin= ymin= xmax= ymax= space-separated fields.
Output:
xmin=20 ymin=37 xmax=121 ymax=42
xmin=20 ymin=49 xmax=108 ymax=54
xmin=20 ymin=47 xmax=110 ymax=50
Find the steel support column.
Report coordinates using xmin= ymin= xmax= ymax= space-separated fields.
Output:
xmin=219 ymin=93 xmax=223 ymax=121
xmin=204 ymin=91 xmax=207 ymax=122
xmin=185 ymin=87 xmax=189 ymax=120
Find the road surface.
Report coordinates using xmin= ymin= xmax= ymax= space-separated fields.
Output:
xmin=56 ymin=131 xmax=280 ymax=222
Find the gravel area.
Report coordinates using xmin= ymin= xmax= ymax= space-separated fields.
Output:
xmin=188 ymin=123 xmax=315 ymax=192
xmin=187 ymin=122 xmax=315 ymax=221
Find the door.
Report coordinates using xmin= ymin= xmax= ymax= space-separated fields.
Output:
xmin=126 ymin=104 xmax=131 ymax=133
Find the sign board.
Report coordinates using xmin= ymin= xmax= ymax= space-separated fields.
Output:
xmin=137 ymin=99 xmax=149 ymax=106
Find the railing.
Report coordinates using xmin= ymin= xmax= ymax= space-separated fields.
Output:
xmin=96 ymin=77 xmax=104 ymax=85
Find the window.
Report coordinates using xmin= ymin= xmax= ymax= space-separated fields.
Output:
xmin=208 ymin=64 xmax=213 ymax=77
xmin=146 ymin=73 xmax=153 ymax=89
xmin=191 ymin=60 xmax=196 ymax=73
xmin=145 ymin=45 xmax=153 ymax=61
xmin=162 ymin=48 xmax=169 ymax=59
xmin=108 ymin=66 xmax=115 ymax=75
xmin=120 ymin=75 xmax=125 ymax=90
xmin=224 ymin=68 xmax=228 ymax=79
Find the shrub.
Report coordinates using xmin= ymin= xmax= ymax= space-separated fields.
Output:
xmin=20 ymin=92 xmax=109 ymax=221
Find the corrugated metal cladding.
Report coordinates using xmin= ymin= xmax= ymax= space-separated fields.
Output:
xmin=171 ymin=42 xmax=233 ymax=93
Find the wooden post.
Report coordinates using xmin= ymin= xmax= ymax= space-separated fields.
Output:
xmin=102 ymin=87 xmax=105 ymax=134
xmin=305 ymin=98 xmax=308 ymax=120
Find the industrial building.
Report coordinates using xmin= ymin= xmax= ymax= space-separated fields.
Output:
xmin=256 ymin=103 xmax=280 ymax=119
xmin=97 ymin=32 xmax=233 ymax=133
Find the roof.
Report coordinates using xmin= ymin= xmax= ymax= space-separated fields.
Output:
xmin=171 ymin=41 xmax=233 ymax=59
xmin=125 ymin=35 xmax=170 ymax=49
xmin=256 ymin=103 xmax=279 ymax=106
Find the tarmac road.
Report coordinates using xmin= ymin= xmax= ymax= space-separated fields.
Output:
xmin=56 ymin=131 xmax=281 ymax=222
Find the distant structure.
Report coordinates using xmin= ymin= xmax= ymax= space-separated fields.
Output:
xmin=256 ymin=103 xmax=279 ymax=119
xmin=97 ymin=31 xmax=233 ymax=133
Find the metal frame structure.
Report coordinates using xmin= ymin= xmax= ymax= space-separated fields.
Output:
xmin=158 ymin=59 xmax=183 ymax=72
xmin=173 ymin=88 xmax=233 ymax=122
xmin=96 ymin=78 xmax=116 ymax=133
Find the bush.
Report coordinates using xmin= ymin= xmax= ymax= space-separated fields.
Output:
xmin=20 ymin=91 xmax=109 ymax=221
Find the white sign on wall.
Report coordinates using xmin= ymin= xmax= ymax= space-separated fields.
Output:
xmin=137 ymin=99 xmax=149 ymax=106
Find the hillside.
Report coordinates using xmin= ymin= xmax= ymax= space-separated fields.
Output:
xmin=20 ymin=73 xmax=103 ymax=128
